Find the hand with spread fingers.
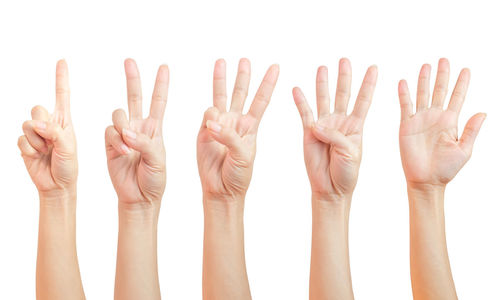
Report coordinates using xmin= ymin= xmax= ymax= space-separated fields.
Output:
xmin=198 ymin=58 xmax=279 ymax=300
xmin=18 ymin=60 xmax=85 ymax=300
xmin=399 ymin=59 xmax=486 ymax=189
xmin=293 ymin=59 xmax=378 ymax=200
xmin=399 ymin=59 xmax=485 ymax=300
xmin=107 ymin=59 xmax=169 ymax=300
xmin=292 ymin=58 xmax=378 ymax=300
xmin=197 ymin=58 xmax=279 ymax=202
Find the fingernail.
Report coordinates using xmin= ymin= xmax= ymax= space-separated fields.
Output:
xmin=121 ymin=144 xmax=131 ymax=154
xmin=36 ymin=121 xmax=46 ymax=130
xmin=123 ymin=128 xmax=136 ymax=139
xmin=207 ymin=121 xmax=222 ymax=133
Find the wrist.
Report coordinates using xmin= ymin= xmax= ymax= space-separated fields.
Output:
xmin=407 ymin=182 xmax=446 ymax=203
xmin=312 ymin=193 xmax=352 ymax=219
xmin=118 ymin=202 xmax=159 ymax=225
xmin=39 ymin=186 xmax=77 ymax=208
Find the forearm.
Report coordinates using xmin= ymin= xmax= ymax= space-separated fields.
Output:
xmin=36 ymin=189 xmax=85 ymax=300
xmin=203 ymin=196 xmax=251 ymax=300
xmin=310 ymin=194 xmax=353 ymax=300
xmin=115 ymin=204 xmax=161 ymax=300
xmin=408 ymin=184 xmax=457 ymax=300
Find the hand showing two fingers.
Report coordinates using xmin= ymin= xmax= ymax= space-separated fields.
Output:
xmin=292 ymin=59 xmax=378 ymax=199
xmin=197 ymin=58 xmax=280 ymax=201
xmin=105 ymin=59 xmax=169 ymax=209
xmin=18 ymin=60 xmax=77 ymax=196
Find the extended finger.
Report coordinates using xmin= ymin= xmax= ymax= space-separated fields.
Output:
xmin=149 ymin=64 xmax=169 ymax=124
xmin=447 ymin=68 xmax=470 ymax=113
xmin=247 ymin=64 xmax=280 ymax=122
xmin=213 ymin=59 xmax=227 ymax=111
xmin=459 ymin=113 xmax=486 ymax=156
xmin=124 ymin=58 xmax=143 ymax=120
xmin=55 ymin=59 xmax=71 ymax=119
xmin=431 ymin=58 xmax=450 ymax=108
xmin=316 ymin=66 xmax=330 ymax=117
xmin=292 ymin=87 xmax=314 ymax=128
xmin=351 ymin=65 xmax=378 ymax=122
xmin=230 ymin=58 xmax=251 ymax=113
xmin=416 ymin=64 xmax=431 ymax=111
xmin=398 ymin=80 xmax=413 ymax=120
xmin=334 ymin=58 xmax=352 ymax=114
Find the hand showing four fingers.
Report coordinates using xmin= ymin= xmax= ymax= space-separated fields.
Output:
xmin=293 ymin=59 xmax=378 ymax=200
xmin=18 ymin=60 xmax=78 ymax=197
xmin=105 ymin=59 xmax=169 ymax=209
xmin=398 ymin=58 xmax=486 ymax=189
xmin=197 ymin=59 xmax=279 ymax=202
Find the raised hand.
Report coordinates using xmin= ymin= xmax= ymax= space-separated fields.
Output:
xmin=105 ymin=59 xmax=169 ymax=210
xmin=197 ymin=58 xmax=279 ymax=201
xmin=18 ymin=60 xmax=85 ymax=300
xmin=398 ymin=58 xmax=486 ymax=188
xmin=199 ymin=59 xmax=279 ymax=300
xmin=292 ymin=58 xmax=378 ymax=200
xmin=108 ymin=59 xmax=169 ymax=300
xmin=18 ymin=59 xmax=77 ymax=197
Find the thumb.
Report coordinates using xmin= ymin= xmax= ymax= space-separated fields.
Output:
xmin=122 ymin=128 xmax=162 ymax=164
xmin=459 ymin=113 xmax=486 ymax=155
xmin=33 ymin=121 xmax=72 ymax=153
xmin=312 ymin=124 xmax=354 ymax=152
xmin=206 ymin=120 xmax=248 ymax=164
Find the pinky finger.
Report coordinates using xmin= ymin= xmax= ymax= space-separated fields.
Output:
xmin=18 ymin=135 xmax=38 ymax=157
xmin=398 ymin=80 xmax=413 ymax=120
xmin=292 ymin=87 xmax=314 ymax=128
xmin=105 ymin=126 xmax=131 ymax=155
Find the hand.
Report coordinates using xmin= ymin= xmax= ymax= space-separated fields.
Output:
xmin=105 ymin=59 xmax=169 ymax=210
xmin=292 ymin=59 xmax=378 ymax=200
xmin=18 ymin=60 xmax=77 ymax=197
xmin=398 ymin=58 xmax=486 ymax=189
xmin=197 ymin=58 xmax=279 ymax=201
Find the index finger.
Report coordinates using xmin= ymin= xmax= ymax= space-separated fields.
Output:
xmin=55 ymin=59 xmax=70 ymax=118
xmin=247 ymin=64 xmax=280 ymax=122
xmin=149 ymin=64 xmax=170 ymax=123
xmin=124 ymin=58 xmax=143 ymax=120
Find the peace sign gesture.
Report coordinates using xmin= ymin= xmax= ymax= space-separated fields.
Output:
xmin=106 ymin=59 xmax=169 ymax=209
xmin=18 ymin=60 xmax=78 ymax=197
xmin=197 ymin=58 xmax=279 ymax=202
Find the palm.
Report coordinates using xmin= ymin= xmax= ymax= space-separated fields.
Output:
xmin=304 ymin=114 xmax=363 ymax=196
xmin=398 ymin=60 xmax=485 ymax=187
xmin=293 ymin=60 xmax=378 ymax=198
xmin=105 ymin=59 xmax=169 ymax=206
xmin=400 ymin=109 xmax=465 ymax=185
xmin=106 ymin=118 xmax=165 ymax=205
xmin=197 ymin=59 xmax=279 ymax=200
xmin=197 ymin=111 xmax=257 ymax=196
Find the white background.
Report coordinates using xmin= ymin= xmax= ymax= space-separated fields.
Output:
xmin=0 ymin=0 xmax=499 ymax=299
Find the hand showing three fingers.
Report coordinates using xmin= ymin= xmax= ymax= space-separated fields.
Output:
xmin=18 ymin=60 xmax=77 ymax=198
xmin=197 ymin=59 xmax=279 ymax=202
xmin=106 ymin=59 xmax=169 ymax=210
xmin=398 ymin=59 xmax=486 ymax=189
xmin=293 ymin=59 xmax=378 ymax=200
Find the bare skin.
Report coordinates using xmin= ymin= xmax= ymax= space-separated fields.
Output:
xmin=398 ymin=58 xmax=486 ymax=300
xmin=18 ymin=60 xmax=85 ymax=300
xmin=105 ymin=59 xmax=169 ymax=300
xmin=197 ymin=58 xmax=279 ymax=300
xmin=293 ymin=58 xmax=378 ymax=300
